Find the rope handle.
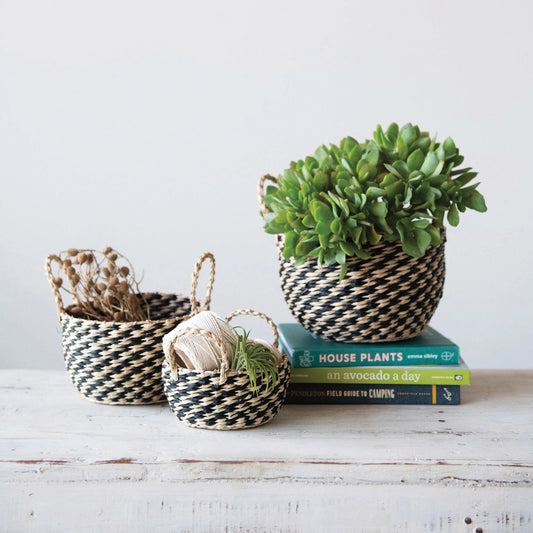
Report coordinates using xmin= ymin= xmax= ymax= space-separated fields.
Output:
xmin=189 ymin=252 xmax=216 ymax=316
xmin=258 ymin=174 xmax=278 ymax=216
xmin=45 ymin=254 xmax=66 ymax=316
xmin=45 ymin=250 xmax=216 ymax=319
xmin=166 ymin=325 xmax=231 ymax=385
xmin=225 ymin=308 xmax=279 ymax=350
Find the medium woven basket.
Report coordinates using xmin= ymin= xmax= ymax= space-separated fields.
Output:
xmin=45 ymin=251 xmax=215 ymax=405
xmin=162 ymin=309 xmax=291 ymax=430
xmin=259 ymin=174 xmax=446 ymax=343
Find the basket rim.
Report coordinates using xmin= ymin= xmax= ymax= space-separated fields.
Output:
xmin=163 ymin=354 xmax=290 ymax=379
xmin=277 ymin=228 xmax=447 ymax=267
xmin=60 ymin=291 xmax=193 ymax=326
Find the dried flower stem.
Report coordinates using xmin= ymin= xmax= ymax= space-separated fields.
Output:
xmin=49 ymin=247 xmax=149 ymax=322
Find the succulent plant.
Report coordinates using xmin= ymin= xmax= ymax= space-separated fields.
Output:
xmin=262 ymin=122 xmax=487 ymax=279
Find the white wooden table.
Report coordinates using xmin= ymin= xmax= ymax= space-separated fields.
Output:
xmin=1 ymin=369 xmax=532 ymax=532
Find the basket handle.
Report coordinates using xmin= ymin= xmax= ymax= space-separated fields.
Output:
xmin=189 ymin=252 xmax=216 ymax=316
xmin=166 ymin=325 xmax=231 ymax=385
xmin=225 ymin=308 xmax=279 ymax=351
xmin=45 ymin=254 xmax=66 ymax=316
xmin=258 ymin=174 xmax=277 ymax=216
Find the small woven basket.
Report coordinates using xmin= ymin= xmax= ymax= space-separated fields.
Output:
xmin=45 ymin=251 xmax=215 ymax=405
xmin=162 ymin=309 xmax=291 ymax=430
xmin=259 ymin=174 xmax=446 ymax=343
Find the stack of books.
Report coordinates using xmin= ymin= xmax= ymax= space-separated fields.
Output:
xmin=279 ymin=323 xmax=470 ymax=405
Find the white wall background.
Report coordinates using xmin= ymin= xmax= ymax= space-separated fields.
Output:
xmin=1 ymin=0 xmax=532 ymax=369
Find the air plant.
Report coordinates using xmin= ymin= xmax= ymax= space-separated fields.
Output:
xmin=230 ymin=326 xmax=279 ymax=395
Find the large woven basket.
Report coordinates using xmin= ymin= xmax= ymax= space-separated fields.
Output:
xmin=259 ymin=174 xmax=446 ymax=343
xmin=162 ymin=309 xmax=291 ymax=430
xmin=277 ymin=235 xmax=445 ymax=343
xmin=45 ymin=251 xmax=215 ymax=405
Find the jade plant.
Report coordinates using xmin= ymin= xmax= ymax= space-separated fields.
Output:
xmin=262 ymin=122 xmax=487 ymax=278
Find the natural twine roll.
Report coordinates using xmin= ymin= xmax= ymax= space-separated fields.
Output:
xmin=163 ymin=309 xmax=283 ymax=380
xmin=162 ymin=311 xmax=235 ymax=373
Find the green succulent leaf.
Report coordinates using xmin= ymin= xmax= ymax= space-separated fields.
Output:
xmin=366 ymin=226 xmax=382 ymax=245
xmin=314 ymin=171 xmax=329 ymax=191
xmin=330 ymin=217 xmax=343 ymax=235
xmin=295 ymin=238 xmax=317 ymax=257
xmin=311 ymin=201 xmax=334 ymax=224
xmin=364 ymin=142 xmax=380 ymax=166
xmin=384 ymin=164 xmax=401 ymax=180
xmin=335 ymin=250 xmax=346 ymax=265
xmin=399 ymin=123 xmax=417 ymax=146
xmin=316 ymin=220 xmax=330 ymax=237
xmin=324 ymin=249 xmax=338 ymax=266
xmin=340 ymin=241 xmax=356 ymax=256
xmin=397 ymin=141 xmax=409 ymax=160
xmin=386 ymin=123 xmax=399 ymax=144
xmin=374 ymin=125 xmax=394 ymax=150
xmin=314 ymin=145 xmax=329 ymax=165
xmin=426 ymin=225 xmax=442 ymax=246
xmin=443 ymin=137 xmax=457 ymax=158
xmin=339 ymin=262 xmax=348 ymax=281
xmin=394 ymin=161 xmax=411 ymax=179
xmin=369 ymin=201 xmax=387 ymax=218
xmin=341 ymin=158 xmax=353 ymax=173
xmin=410 ymin=136 xmax=431 ymax=153
xmin=420 ymin=152 xmax=439 ymax=176
xmin=358 ymin=163 xmax=377 ymax=182
xmin=462 ymin=189 xmax=488 ymax=212
xmin=406 ymin=149 xmax=425 ymax=172
xmin=283 ymin=231 xmax=298 ymax=258
xmin=305 ymin=156 xmax=318 ymax=172
xmin=354 ymin=247 xmax=371 ymax=260
xmin=347 ymin=144 xmax=363 ymax=169
xmin=340 ymin=136 xmax=358 ymax=153
xmin=412 ymin=219 xmax=430 ymax=229
xmin=318 ymin=232 xmax=329 ymax=249
xmin=453 ymin=171 xmax=478 ymax=187
xmin=447 ymin=204 xmax=460 ymax=226
xmin=366 ymin=187 xmax=385 ymax=201
xmin=262 ymin=122 xmax=487 ymax=274
xmin=385 ymin=179 xmax=404 ymax=198
xmin=414 ymin=228 xmax=432 ymax=255
xmin=302 ymin=214 xmax=316 ymax=228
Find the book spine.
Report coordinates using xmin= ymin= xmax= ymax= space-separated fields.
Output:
xmin=280 ymin=339 xmax=460 ymax=368
xmin=289 ymin=366 xmax=470 ymax=386
xmin=286 ymin=383 xmax=461 ymax=405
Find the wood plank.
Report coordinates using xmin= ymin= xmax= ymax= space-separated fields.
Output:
xmin=1 ymin=369 xmax=532 ymax=531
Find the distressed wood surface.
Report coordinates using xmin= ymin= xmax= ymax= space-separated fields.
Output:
xmin=1 ymin=369 xmax=532 ymax=532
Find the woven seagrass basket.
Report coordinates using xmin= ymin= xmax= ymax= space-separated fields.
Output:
xmin=259 ymin=174 xmax=446 ymax=343
xmin=45 ymin=251 xmax=215 ymax=405
xmin=162 ymin=309 xmax=291 ymax=430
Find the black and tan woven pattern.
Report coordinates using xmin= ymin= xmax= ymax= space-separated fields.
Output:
xmin=60 ymin=293 xmax=193 ymax=404
xmin=277 ymin=235 xmax=446 ymax=343
xmin=162 ymin=355 xmax=290 ymax=430
xmin=46 ymin=251 xmax=216 ymax=405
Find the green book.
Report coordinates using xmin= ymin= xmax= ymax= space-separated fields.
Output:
xmin=278 ymin=323 xmax=460 ymax=367
xmin=289 ymin=359 xmax=470 ymax=386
